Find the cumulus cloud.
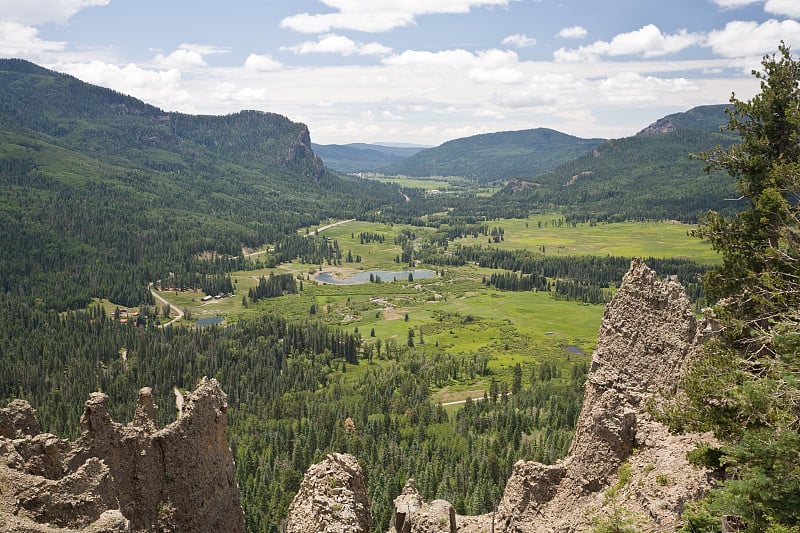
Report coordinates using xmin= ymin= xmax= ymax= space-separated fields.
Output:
xmin=710 ymin=0 xmax=800 ymax=16
xmin=492 ymin=89 xmax=557 ymax=108
xmin=55 ymin=61 xmax=191 ymax=109
xmin=0 ymin=0 xmax=109 ymax=25
xmin=244 ymin=53 xmax=282 ymax=71
xmin=0 ymin=21 xmax=66 ymax=57
xmin=598 ymin=72 xmax=695 ymax=103
xmin=554 ymin=24 xmax=702 ymax=62
xmin=707 ymin=19 xmax=800 ymax=57
xmin=469 ymin=67 xmax=524 ymax=84
xmin=764 ymin=0 xmax=800 ymax=17
xmin=502 ymin=34 xmax=536 ymax=48
xmin=280 ymin=0 xmax=513 ymax=33
xmin=384 ymin=48 xmax=518 ymax=69
xmin=557 ymin=26 xmax=587 ymax=39
xmin=710 ymin=0 xmax=760 ymax=8
xmin=152 ymin=44 xmax=227 ymax=70
xmin=211 ymin=82 xmax=268 ymax=104
xmin=283 ymin=33 xmax=392 ymax=56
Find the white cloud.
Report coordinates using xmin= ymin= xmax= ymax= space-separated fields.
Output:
xmin=557 ymin=26 xmax=587 ymax=39
xmin=0 ymin=21 xmax=66 ymax=57
xmin=598 ymin=72 xmax=695 ymax=104
xmin=764 ymin=0 xmax=800 ymax=18
xmin=384 ymin=48 xmax=518 ymax=69
xmin=710 ymin=0 xmax=800 ymax=16
xmin=492 ymin=89 xmax=557 ymax=108
xmin=283 ymin=33 xmax=391 ymax=56
xmin=555 ymin=24 xmax=702 ymax=62
xmin=280 ymin=0 xmax=514 ymax=33
xmin=707 ymin=19 xmax=800 ymax=58
xmin=469 ymin=67 xmax=524 ymax=84
xmin=244 ymin=53 xmax=282 ymax=72
xmin=710 ymin=0 xmax=759 ymax=8
xmin=153 ymin=44 xmax=227 ymax=70
xmin=211 ymin=82 xmax=268 ymax=104
xmin=502 ymin=34 xmax=536 ymax=48
xmin=0 ymin=0 xmax=109 ymax=25
xmin=55 ymin=61 xmax=191 ymax=110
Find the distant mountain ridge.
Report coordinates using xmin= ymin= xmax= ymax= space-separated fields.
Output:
xmin=382 ymin=128 xmax=606 ymax=182
xmin=493 ymin=104 xmax=738 ymax=222
xmin=311 ymin=142 xmax=427 ymax=173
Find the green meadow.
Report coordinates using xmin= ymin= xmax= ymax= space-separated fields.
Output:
xmin=154 ymin=217 xmax=715 ymax=403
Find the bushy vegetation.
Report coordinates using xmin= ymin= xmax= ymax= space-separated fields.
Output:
xmin=664 ymin=44 xmax=800 ymax=532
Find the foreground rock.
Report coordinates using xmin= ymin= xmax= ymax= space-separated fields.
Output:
xmin=285 ymin=452 xmax=371 ymax=533
xmin=0 ymin=378 xmax=245 ymax=533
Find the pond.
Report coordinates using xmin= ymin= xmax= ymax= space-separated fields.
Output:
xmin=315 ymin=269 xmax=436 ymax=285
xmin=563 ymin=345 xmax=586 ymax=355
xmin=196 ymin=316 xmax=225 ymax=327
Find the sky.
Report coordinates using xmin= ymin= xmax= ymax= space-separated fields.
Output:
xmin=1 ymin=1 xmax=799 ymax=146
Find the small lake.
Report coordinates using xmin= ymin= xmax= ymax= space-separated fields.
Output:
xmin=196 ymin=316 xmax=224 ymax=327
xmin=564 ymin=345 xmax=586 ymax=355
xmin=316 ymin=269 xmax=435 ymax=285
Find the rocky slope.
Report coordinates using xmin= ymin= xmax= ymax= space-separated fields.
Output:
xmin=289 ymin=259 xmax=716 ymax=532
xmin=0 ymin=378 xmax=244 ymax=532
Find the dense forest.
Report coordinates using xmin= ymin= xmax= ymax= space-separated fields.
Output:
xmin=0 ymin=297 xmax=585 ymax=532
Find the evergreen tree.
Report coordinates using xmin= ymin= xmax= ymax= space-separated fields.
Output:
xmin=671 ymin=43 xmax=800 ymax=532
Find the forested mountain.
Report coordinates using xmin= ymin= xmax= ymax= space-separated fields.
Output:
xmin=311 ymin=142 xmax=427 ymax=173
xmin=0 ymin=58 xmax=402 ymax=309
xmin=636 ymin=104 xmax=729 ymax=135
xmin=382 ymin=128 xmax=606 ymax=182
xmin=491 ymin=105 xmax=739 ymax=222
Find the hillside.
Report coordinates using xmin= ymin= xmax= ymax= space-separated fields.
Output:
xmin=636 ymin=104 xmax=729 ymax=135
xmin=0 ymin=58 xmax=402 ymax=310
xmin=382 ymin=128 xmax=606 ymax=182
xmin=311 ymin=142 xmax=427 ymax=173
xmin=492 ymin=105 xmax=739 ymax=222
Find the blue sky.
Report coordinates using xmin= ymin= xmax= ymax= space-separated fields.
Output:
xmin=1 ymin=0 xmax=799 ymax=145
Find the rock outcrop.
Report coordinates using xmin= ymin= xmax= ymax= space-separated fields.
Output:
xmin=0 ymin=378 xmax=245 ymax=533
xmin=392 ymin=259 xmax=716 ymax=532
xmin=390 ymin=479 xmax=457 ymax=533
xmin=285 ymin=452 xmax=372 ymax=533
xmin=288 ymin=260 xmax=716 ymax=532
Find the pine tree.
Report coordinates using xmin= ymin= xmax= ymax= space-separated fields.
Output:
xmin=672 ymin=43 xmax=800 ymax=532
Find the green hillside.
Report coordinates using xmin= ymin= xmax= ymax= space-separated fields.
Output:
xmin=382 ymin=128 xmax=606 ymax=182
xmin=491 ymin=107 xmax=739 ymax=222
xmin=0 ymin=58 xmax=402 ymax=309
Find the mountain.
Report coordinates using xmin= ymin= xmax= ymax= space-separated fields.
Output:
xmin=311 ymin=142 xmax=427 ymax=173
xmin=382 ymin=128 xmax=606 ymax=182
xmin=492 ymin=105 xmax=738 ymax=222
xmin=636 ymin=104 xmax=730 ymax=135
xmin=0 ymin=58 xmax=401 ymax=310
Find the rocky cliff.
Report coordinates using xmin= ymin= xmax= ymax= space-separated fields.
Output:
xmin=0 ymin=377 xmax=245 ymax=533
xmin=289 ymin=259 xmax=716 ymax=532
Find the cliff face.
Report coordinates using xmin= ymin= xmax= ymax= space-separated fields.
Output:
xmin=291 ymin=259 xmax=715 ymax=533
xmin=0 ymin=378 xmax=244 ymax=533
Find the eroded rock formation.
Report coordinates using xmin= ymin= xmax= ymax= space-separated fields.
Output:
xmin=0 ymin=378 xmax=245 ymax=533
xmin=285 ymin=452 xmax=372 ymax=533
xmin=392 ymin=259 xmax=715 ymax=532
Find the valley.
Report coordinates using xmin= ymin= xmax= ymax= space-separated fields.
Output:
xmin=0 ymin=58 xmax=762 ymax=533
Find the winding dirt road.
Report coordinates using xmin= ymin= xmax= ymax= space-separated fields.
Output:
xmin=150 ymin=284 xmax=185 ymax=327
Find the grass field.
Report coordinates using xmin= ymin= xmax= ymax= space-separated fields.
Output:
xmin=152 ymin=217 xmax=714 ymax=403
